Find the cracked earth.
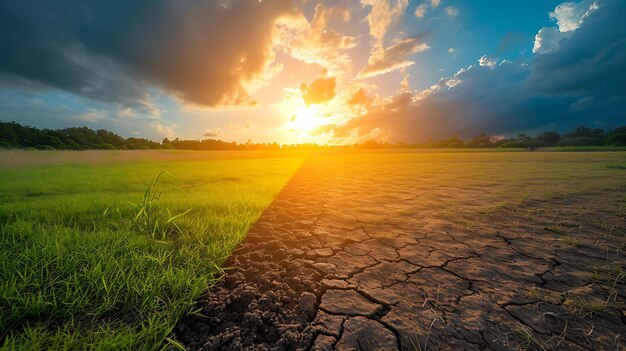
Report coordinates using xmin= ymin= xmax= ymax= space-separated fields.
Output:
xmin=175 ymin=152 xmax=626 ymax=350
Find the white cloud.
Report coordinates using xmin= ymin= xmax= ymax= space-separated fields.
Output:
xmin=399 ymin=74 xmax=410 ymax=93
xmin=431 ymin=0 xmax=441 ymax=8
xmin=478 ymin=55 xmax=497 ymax=68
xmin=153 ymin=121 xmax=176 ymax=138
xmin=415 ymin=3 xmax=427 ymax=18
xmin=550 ymin=0 xmax=596 ymax=32
xmin=361 ymin=0 xmax=409 ymax=45
xmin=116 ymin=108 xmax=136 ymax=118
xmin=448 ymin=48 xmax=455 ymax=53
xmin=444 ymin=6 xmax=458 ymax=17
xmin=358 ymin=36 xmax=430 ymax=78
xmin=532 ymin=27 xmax=569 ymax=53
xmin=277 ymin=4 xmax=356 ymax=76
xmin=533 ymin=0 xmax=599 ymax=53
xmin=360 ymin=0 xmax=425 ymax=78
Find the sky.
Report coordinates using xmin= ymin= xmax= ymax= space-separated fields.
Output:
xmin=0 ymin=0 xmax=624 ymax=144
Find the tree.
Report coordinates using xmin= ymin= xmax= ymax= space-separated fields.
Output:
xmin=466 ymin=134 xmax=495 ymax=148
xmin=534 ymin=131 xmax=561 ymax=147
xmin=358 ymin=140 xmax=382 ymax=149
xmin=97 ymin=129 xmax=125 ymax=148
xmin=441 ymin=136 xmax=464 ymax=148
xmin=606 ymin=126 xmax=626 ymax=146
xmin=563 ymin=126 xmax=605 ymax=139
xmin=559 ymin=126 xmax=606 ymax=146
xmin=564 ymin=126 xmax=593 ymax=139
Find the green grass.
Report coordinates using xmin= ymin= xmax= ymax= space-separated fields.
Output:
xmin=606 ymin=163 xmax=626 ymax=169
xmin=0 ymin=153 xmax=303 ymax=350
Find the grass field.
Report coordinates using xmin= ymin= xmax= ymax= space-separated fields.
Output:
xmin=0 ymin=151 xmax=304 ymax=350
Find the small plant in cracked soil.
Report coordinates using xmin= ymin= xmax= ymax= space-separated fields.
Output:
xmin=512 ymin=324 xmax=549 ymax=351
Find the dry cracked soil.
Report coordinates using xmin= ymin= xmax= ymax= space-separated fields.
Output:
xmin=175 ymin=151 xmax=626 ymax=351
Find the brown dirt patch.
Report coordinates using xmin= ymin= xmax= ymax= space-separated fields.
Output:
xmin=175 ymin=151 xmax=626 ymax=350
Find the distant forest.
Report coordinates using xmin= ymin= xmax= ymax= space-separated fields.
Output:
xmin=0 ymin=121 xmax=322 ymax=150
xmin=360 ymin=125 xmax=626 ymax=149
xmin=0 ymin=121 xmax=625 ymax=150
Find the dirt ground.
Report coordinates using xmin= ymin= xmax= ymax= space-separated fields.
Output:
xmin=175 ymin=151 xmax=626 ymax=351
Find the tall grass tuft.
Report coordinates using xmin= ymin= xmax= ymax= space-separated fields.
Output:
xmin=129 ymin=171 xmax=192 ymax=240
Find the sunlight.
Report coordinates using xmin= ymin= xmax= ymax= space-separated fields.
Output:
xmin=290 ymin=105 xmax=322 ymax=133
xmin=275 ymin=92 xmax=331 ymax=142
xmin=272 ymin=86 xmax=358 ymax=145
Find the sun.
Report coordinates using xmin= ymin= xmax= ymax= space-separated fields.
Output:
xmin=290 ymin=105 xmax=322 ymax=133
xmin=277 ymin=93 xmax=326 ymax=135
xmin=275 ymin=90 xmax=338 ymax=143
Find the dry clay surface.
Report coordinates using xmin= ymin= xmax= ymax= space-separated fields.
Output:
xmin=176 ymin=152 xmax=626 ymax=350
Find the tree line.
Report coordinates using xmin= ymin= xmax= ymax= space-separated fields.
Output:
xmin=0 ymin=122 xmax=162 ymax=150
xmin=0 ymin=121 xmax=326 ymax=150
xmin=356 ymin=125 xmax=626 ymax=149
xmin=1 ymin=121 xmax=625 ymax=151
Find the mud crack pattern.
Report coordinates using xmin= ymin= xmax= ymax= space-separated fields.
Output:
xmin=175 ymin=152 xmax=626 ymax=350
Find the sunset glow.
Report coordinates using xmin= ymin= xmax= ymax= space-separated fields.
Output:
xmin=0 ymin=0 xmax=623 ymax=142
xmin=290 ymin=106 xmax=323 ymax=133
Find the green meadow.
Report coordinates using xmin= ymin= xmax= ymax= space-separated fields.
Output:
xmin=0 ymin=151 xmax=304 ymax=350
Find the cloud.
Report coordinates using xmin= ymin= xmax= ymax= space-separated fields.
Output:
xmin=532 ymin=27 xmax=569 ymax=54
xmin=300 ymin=75 xmax=336 ymax=106
xmin=478 ymin=55 xmax=497 ymax=68
xmin=358 ymin=36 xmax=429 ymax=78
xmin=203 ymin=128 xmax=220 ymax=138
xmin=116 ymin=108 xmax=136 ymax=118
xmin=347 ymin=88 xmax=371 ymax=106
xmin=550 ymin=0 xmax=597 ymax=32
xmin=81 ymin=111 xmax=107 ymax=122
xmin=153 ymin=121 xmax=176 ymax=138
xmin=431 ymin=0 xmax=441 ymax=8
xmin=359 ymin=0 xmax=430 ymax=78
xmin=0 ymin=0 xmax=297 ymax=109
xmin=361 ymin=0 xmax=409 ymax=45
xmin=444 ymin=6 xmax=459 ymax=17
xmin=533 ymin=0 xmax=598 ymax=53
xmin=277 ymin=4 xmax=356 ymax=76
xmin=414 ymin=4 xmax=427 ymax=18
xmin=322 ymin=0 xmax=626 ymax=142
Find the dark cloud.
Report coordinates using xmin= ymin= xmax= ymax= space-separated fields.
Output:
xmin=203 ymin=129 xmax=219 ymax=138
xmin=300 ymin=75 xmax=336 ymax=106
xmin=328 ymin=0 xmax=626 ymax=142
xmin=0 ymin=0 xmax=295 ymax=110
xmin=528 ymin=0 xmax=626 ymax=97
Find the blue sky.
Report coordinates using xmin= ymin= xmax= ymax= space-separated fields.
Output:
xmin=0 ymin=0 xmax=623 ymax=143
xmin=404 ymin=1 xmax=564 ymax=85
